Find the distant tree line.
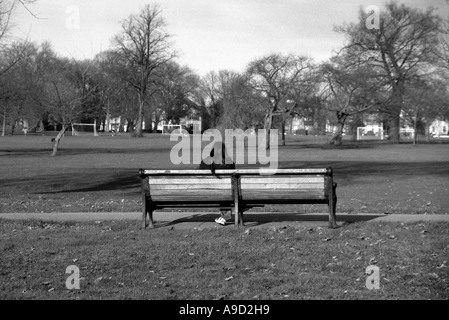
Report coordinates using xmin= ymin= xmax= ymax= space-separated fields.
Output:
xmin=1 ymin=1 xmax=449 ymax=155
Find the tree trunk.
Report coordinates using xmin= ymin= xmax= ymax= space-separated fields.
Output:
xmin=388 ymin=83 xmax=405 ymax=142
xmin=413 ymin=122 xmax=417 ymax=145
xmin=413 ymin=111 xmax=419 ymax=145
xmin=331 ymin=123 xmax=344 ymax=146
xmin=388 ymin=114 xmax=401 ymax=142
xmin=126 ymin=119 xmax=134 ymax=133
xmin=264 ymin=111 xmax=274 ymax=150
xmin=51 ymin=125 xmax=68 ymax=156
xmin=1 ymin=109 xmax=6 ymax=137
xmin=281 ymin=119 xmax=286 ymax=146
xmin=119 ymin=116 xmax=125 ymax=133
xmin=10 ymin=120 xmax=16 ymax=136
xmin=424 ymin=121 xmax=431 ymax=142
xmin=330 ymin=113 xmax=347 ymax=146
xmin=105 ymin=100 xmax=111 ymax=133
xmin=153 ymin=113 xmax=160 ymax=133
xmin=134 ymin=92 xmax=145 ymax=137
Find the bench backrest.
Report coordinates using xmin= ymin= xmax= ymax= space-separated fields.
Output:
xmin=240 ymin=174 xmax=325 ymax=202
xmin=148 ymin=175 xmax=233 ymax=204
xmin=140 ymin=168 xmax=331 ymax=205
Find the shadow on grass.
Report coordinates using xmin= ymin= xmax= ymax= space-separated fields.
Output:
xmin=1 ymin=160 xmax=447 ymax=195
xmin=248 ymin=160 xmax=449 ymax=186
xmin=150 ymin=213 xmax=386 ymax=229
xmin=0 ymin=147 xmax=170 ymax=157
xmin=279 ymin=141 xmax=381 ymax=150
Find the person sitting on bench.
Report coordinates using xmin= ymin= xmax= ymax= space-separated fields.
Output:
xmin=198 ymin=142 xmax=235 ymax=225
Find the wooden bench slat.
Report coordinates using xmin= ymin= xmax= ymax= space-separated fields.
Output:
xmin=149 ymin=178 xmax=232 ymax=185
xmin=150 ymin=184 xmax=232 ymax=190
xmin=241 ymin=183 xmax=324 ymax=189
xmin=241 ymin=189 xmax=325 ymax=200
xmin=151 ymin=195 xmax=233 ymax=202
xmin=241 ymin=177 xmax=324 ymax=184
xmin=150 ymin=189 xmax=232 ymax=196
xmin=142 ymin=168 xmax=328 ymax=175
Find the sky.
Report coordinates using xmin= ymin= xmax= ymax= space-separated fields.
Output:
xmin=11 ymin=0 xmax=449 ymax=76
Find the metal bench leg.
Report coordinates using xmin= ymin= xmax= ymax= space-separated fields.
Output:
xmin=234 ymin=199 xmax=244 ymax=228
xmin=239 ymin=209 xmax=244 ymax=228
xmin=147 ymin=207 xmax=154 ymax=229
xmin=328 ymin=182 xmax=338 ymax=229
xmin=142 ymin=197 xmax=154 ymax=229
xmin=142 ymin=192 xmax=147 ymax=229
xmin=234 ymin=206 xmax=239 ymax=227
xmin=232 ymin=174 xmax=243 ymax=228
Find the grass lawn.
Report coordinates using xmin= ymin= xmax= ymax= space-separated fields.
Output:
xmin=0 ymin=218 xmax=447 ymax=300
xmin=0 ymin=133 xmax=448 ymax=214
xmin=0 ymin=133 xmax=448 ymax=300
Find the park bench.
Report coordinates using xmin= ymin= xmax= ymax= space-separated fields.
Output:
xmin=139 ymin=168 xmax=338 ymax=229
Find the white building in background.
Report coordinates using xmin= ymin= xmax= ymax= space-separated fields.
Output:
xmin=429 ymin=119 xmax=448 ymax=137
xmin=286 ymin=116 xmax=315 ymax=134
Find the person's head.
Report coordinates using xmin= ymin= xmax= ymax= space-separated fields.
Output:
xmin=210 ymin=142 xmax=228 ymax=163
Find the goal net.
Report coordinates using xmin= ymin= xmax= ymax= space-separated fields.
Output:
xmin=162 ymin=124 xmax=184 ymax=135
xmin=71 ymin=123 xmax=99 ymax=136
xmin=356 ymin=126 xmax=384 ymax=141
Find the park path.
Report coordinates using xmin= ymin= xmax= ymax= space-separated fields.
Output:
xmin=1 ymin=212 xmax=448 ymax=229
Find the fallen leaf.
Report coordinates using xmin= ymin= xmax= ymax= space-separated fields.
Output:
xmin=94 ymin=277 xmax=103 ymax=284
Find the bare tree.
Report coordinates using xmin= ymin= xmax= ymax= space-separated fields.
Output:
xmin=219 ymin=71 xmax=265 ymax=131
xmin=34 ymin=47 xmax=99 ymax=155
xmin=112 ymin=4 xmax=176 ymax=137
xmin=0 ymin=0 xmax=37 ymax=76
xmin=0 ymin=41 xmax=38 ymax=135
xmin=403 ymin=75 xmax=449 ymax=144
xmin=93 ymin=50 xmax=129 ymax=133
xmin=335 ymin=1 xmax=442 ymax=142
xmin=321 ymin=57 xmax=385 ymax=145
xmin=152 ymin=61 xmax=200 ymax=126
xmin=246 ymin=53 xmax=312 ymax=148
xmin=200 ymin=70 xmax=232 ymax=128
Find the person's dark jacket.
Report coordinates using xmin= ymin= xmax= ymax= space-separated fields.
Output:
xmin=198 ymin=143 xmax=235 ymax=174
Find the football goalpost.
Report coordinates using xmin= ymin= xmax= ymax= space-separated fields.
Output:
xmin=71 ymin=120 xmax=99 ymax=136
xmin=356 ymin=125 xmax=384 ymax=141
